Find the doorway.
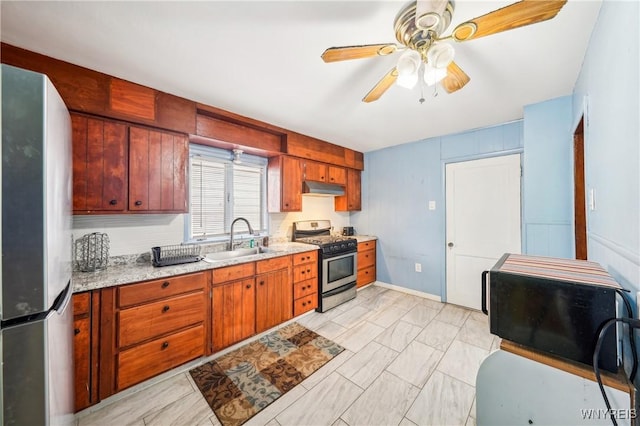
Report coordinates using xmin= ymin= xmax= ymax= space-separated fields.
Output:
xmin=445 ymin=154 xmax=522 ymax=310
xmin=574 ymin=117 xmax=587 ymax=260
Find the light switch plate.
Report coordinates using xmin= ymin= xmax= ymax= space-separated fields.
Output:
xmin=428 ymin=201 xmax=436 ymax=211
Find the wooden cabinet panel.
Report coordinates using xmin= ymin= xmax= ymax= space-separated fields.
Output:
xmin=72 ymin=114 xmax=127 ymax=212
xmin=357 ymin=266 xmax=376 ymax=287
xmin=293 ymin=250 xmax=318 ymax=266
xmin=118 ymin=292 xmax=205 ymax=348
xmin=256 ymin=255 xmax=291 ymax=274
xmin=212 ymin=278 xmax=256 ymax=351
xmin=304 ymin=160 xmax=327 ymax=182
xmin=293 ymin=263 xmax=317 ymax=282
xmin=293 ymin=278 xmax=317 ymax=300
xmin=196 ymin=114 xmax=283 ymax=153
xmin=73 ymin=292 xmax=90 ymax=316
xmin=335 ymin=168 xmax=361 ymax=212
xmin=357 ymin=241 xmax=377 ymax=288
xmin=328 ymin=166 xmax=347 ymax=185
xmin=294 ymin=294 xmax=318 ymax=316
xmin=287 ymin=132 xmax=346 ymax=167
xmin=73 ymin=317 xmax=91 ymax=412
xmin=109 ymin=78 xmax=156 ymax=121
xmin=117 ymin=325 xmax=204 ymax=391
xmin=128 ymin=126 xmax=188 ymax=212
xmin=212 ymin=263 xmax=255 ymax=283
xmin=256 ymin=268 xmax=292 ymax=334
xmin=118 ymin=272 xmax=206 ymax=308
xmin=268 ymin=156 xmax=302 ymax=212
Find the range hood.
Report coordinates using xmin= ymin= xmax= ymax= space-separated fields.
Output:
xmin=302 ymin=181 xmax=345 ymax=196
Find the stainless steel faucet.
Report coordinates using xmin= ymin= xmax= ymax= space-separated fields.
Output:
xmin=229 ymin=217 xmax=255 ymax=250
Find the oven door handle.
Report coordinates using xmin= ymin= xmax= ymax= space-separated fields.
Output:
xmin=481 ymin=270 xmax=489 ymax=315
xmin=323 ymin=250 xmax=358 ymax=260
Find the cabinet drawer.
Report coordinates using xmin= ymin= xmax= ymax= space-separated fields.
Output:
xmin=357 ymin=265 xmax=376 ymax=287
xmin=73 ymin=293 xmax=91 ymax=317
xmin=117 ymin=324 xmax=204 ymax=391
xmin=256 ymin=255 xmax=291 ymax=274
xmin=293 ymin=263 xmax=317 ymax=282
xmin=358 ymin=249 xmax=376 ymax=270
xmin=212 ymin=262 xmax=255 ymax=283
xmin=292 ymin=250 xmax=317 ymax=266
xmin=118 ymin=291 xmax=205 ymax=348
xmin=358 ymin=240 xmax=376 ymax=251
xmin=294 ymin=293 xmax=318 ymax=316
xmin=293 ymin=278 xmax=317 ymax=299
xmin=118 ymin=272 xmax=206 ymax=308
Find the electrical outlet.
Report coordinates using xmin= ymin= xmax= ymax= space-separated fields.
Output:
xmin=428 ymin=201 xmax=436 ymax=211
xmin=415 ymin=263 xmax=422 ymax=273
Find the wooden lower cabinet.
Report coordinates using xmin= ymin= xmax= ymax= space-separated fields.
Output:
xmin=292 ymin=250 xmax=318 ymax=315
xmin=256 ymin=256 xmax=292 ymax=334
xmin=73 ymin=291 xmax=100 ymax=413
xmin=99 ymin=272 xmax=208 ymax=399
xmin=212 ymin=278 xmax=256 ymax=352
xmin=357 ymin=240 xmax=377 ymax=287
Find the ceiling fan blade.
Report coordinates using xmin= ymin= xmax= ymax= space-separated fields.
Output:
xmin=362 ymin=68 xmax=399 ymax=103
xmin=451 ymin=0 xmax=567 ymax=42
xmin=321 ymin=44 xmax=398 ymax=63
xmin=441 ymin=61 xmax=470 ymax=93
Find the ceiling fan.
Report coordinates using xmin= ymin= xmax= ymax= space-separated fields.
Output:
xmin=321 ymin=0 xmax=568 ymax=103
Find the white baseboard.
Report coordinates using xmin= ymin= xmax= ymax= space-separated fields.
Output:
xmin=373 ymin=281 xmax=442 ymax=302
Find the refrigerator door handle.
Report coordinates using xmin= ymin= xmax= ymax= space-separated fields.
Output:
xmin=52 ymin=281 xmax=72 ymax=315
xmin=481 ymin=271 xmax=489 ymax=315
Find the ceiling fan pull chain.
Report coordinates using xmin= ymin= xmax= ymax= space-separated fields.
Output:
xmin=419 ymin=77 xmax=426 ymax=104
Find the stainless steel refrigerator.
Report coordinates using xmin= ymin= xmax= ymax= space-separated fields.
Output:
xmin=1 ymin=65 xmax=74 ymax=425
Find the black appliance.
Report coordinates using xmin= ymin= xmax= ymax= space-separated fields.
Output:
xmin=342 ymin=226 xmax=355 ymax=236
xmin=293 ymin=220 xmax=357 ymax=312
xmin=482 ymin=253 xmax=621 ymax=373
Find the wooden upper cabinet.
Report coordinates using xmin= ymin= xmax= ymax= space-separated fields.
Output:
xmin=72 ymin=114 xmax=127 ymax=212
xmin=304 ymin=160 xmax=327 ymax=182
xmin=335 ymin=168 xmax=361 ymax=211
xmin=268 ymin=156 xmax=302 ymax=212
xmin=128 ymin=127 xmax=188 ymax=212
xmin=328 ymin=166 xmax=347 ymax=185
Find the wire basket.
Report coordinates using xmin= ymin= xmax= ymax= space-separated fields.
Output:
xmin=75 ymin=232 xmax=110 ymax=272
xmin=152 ymin=244 xmax=201 ymax=267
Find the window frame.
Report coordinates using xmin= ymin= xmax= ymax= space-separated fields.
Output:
xmin=185 ymin=144 xmax=268 ymax=243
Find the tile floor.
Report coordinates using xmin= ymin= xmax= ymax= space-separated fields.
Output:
xmin=76 ymin=284 xmax=500 ymax=426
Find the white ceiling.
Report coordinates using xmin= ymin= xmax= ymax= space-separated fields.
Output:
xmin=1 ymin=1 xmax=602 ymax=153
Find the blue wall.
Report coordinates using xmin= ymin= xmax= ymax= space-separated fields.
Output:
xmin=572 ymin=0 xmax=640 ymax=291
xmin=352 ymin=122 xmax=524 ymax=299
xmin=522 ymin=96 xmax=574 ymax=258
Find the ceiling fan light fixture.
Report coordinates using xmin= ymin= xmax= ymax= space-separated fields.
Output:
xmin=396 ymin=49 xmax=421 ymax=76
xmin=397 ymin=72 xmax=419 ymax=89
xmin=423 ymin=63 xmax=448 ymax=86
xmin=426 ymin=43 xmax=455 ymax=69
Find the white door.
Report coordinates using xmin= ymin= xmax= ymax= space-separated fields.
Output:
xmin=446 ymin=154 xmax=522 ymax=310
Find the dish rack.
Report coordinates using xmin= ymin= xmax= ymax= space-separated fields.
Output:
xmin=151 ymin=244 xmax=201 ymax=267
xmin=75 ymin=232 xmax=110 ymax=272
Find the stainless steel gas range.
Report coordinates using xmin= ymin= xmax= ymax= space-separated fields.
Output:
xmin=292 ymin=220 xmax=357 ymax=312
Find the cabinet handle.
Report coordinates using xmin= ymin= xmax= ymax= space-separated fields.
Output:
xmin=162 ymin=305 xmax=170 ymax=313
xmin=74 ymin=328 xmax=80 ymax=336
xmin=161 ymin=341 xmax=169 ymax=350
xmin=246 ymin=284 xmax=251 ymax=289
xmin=260 ymin=281 xmax=264 ymax=286
xmin=302 ymin=302 xmax=306 ymax=306
xmin=306 ymin=256 xmax=311 ymax=260
xmin=306 ymin=269 xmax=311 ymax=273
xmin=162 ymin=281 xmax=170 ymax=288
xmin=285 ymin=203 xmax=289 ymax=207
xmin=109 ymin=199 xmax=117 ymax=205
xmin=135 ymin=200 xmax=142 ymax=206
xmin=330 ymin=177 xmax=334 ymax=181
xmin=301 ymin=270 xmax=305 ymax=275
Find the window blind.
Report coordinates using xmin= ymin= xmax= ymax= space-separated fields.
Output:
xmin=190 ymin=158 xmax=225 ymax=238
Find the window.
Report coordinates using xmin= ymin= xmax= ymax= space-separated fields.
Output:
xmin=187 ymin=145 xmax=267 ymax=241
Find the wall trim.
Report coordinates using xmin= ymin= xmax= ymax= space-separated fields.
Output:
xmin=374 ymin=281 xmax=442 ymax=302
xmin=589 ymin=232 xmax=640 ymax=266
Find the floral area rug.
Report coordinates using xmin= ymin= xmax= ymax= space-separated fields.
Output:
xmin=189 ymin=322 xmax=344 ymax=426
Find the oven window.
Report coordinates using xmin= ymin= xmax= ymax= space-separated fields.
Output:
xmin=328 ymin=256 xmax=355 ymax=283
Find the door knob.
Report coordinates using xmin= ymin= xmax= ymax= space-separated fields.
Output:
xmin=447 ymin=242 xmax=454 ymax=248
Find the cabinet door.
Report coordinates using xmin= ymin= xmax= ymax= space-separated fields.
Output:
xmin=129 ymin=126 xmax=188 ymax=212
xmin=72 ymin=114 xmax=127 ymax=212
xmin=304 ymin=160 xmax=327 ymax=182
xmin=255 ymin=268 xmax=293 ymax=334
xmin=73 ymin=316 xmax=91 ymax=412
xmin=335 ymin=168 xmax=361 ymax=211
xmin=328 ymin=166 xmax=347 ymax=185
xmin=281 ymin=156 xmax=302 ymax=212
xmin=212 ymin=278 xmax=256 ymax=352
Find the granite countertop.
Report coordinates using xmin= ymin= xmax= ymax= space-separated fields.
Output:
xmin=354 ymin=235 xmax=377 ymax=243
xmin=72 ymin=242 xmax=316 ymax=293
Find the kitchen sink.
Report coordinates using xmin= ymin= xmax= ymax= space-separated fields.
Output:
xmin=204 ymin=246 xmax=275 ymax=262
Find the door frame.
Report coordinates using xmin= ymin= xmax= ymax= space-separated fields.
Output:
xmin=573 ymin=116 xmax=587 ymax=260
xmin=441 ymin=149 xmax=524 ymax=302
